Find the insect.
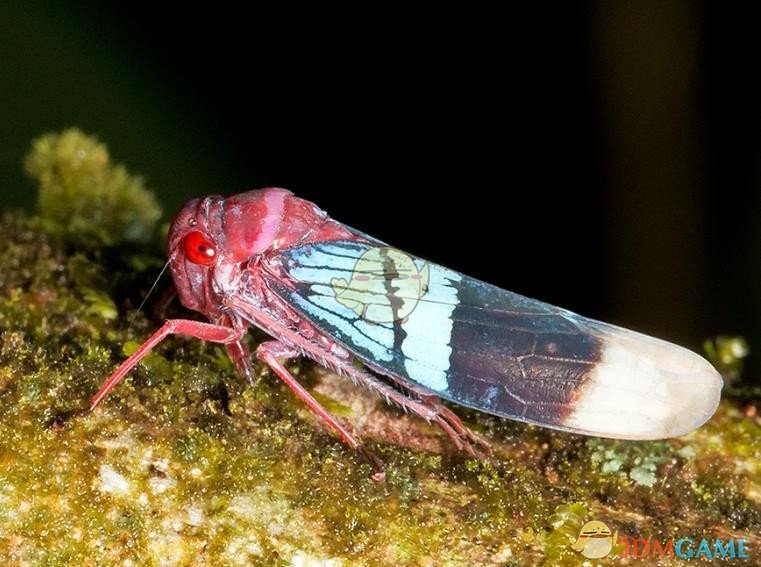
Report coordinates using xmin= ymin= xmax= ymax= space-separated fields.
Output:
xmin=92 ymin=188 xmax=722 ymax=476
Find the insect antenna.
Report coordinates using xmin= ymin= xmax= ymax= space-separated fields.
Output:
xmin=137 ymin=259 xmax=171 ymax=314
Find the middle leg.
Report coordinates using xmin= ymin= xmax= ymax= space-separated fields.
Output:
xmin=255 ymin=340 xmax=386 ymax=480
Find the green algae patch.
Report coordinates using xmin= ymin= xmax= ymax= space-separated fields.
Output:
xmin=1 ymin=136 xmax=760 ymax=564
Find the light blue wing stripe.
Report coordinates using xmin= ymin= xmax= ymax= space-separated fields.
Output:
xmin=289 ymin=294 xmax=394 ymax=363
xmin=289 ymin=265 xmax=354 ymax=283
xmin=399 ymin=264 xmax=460 ymax=391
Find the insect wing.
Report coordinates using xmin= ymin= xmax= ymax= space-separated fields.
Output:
xmin=267 ymin=240 xmax=722 ymax=439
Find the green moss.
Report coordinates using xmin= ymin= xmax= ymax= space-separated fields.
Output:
xmin=25 ymin=128 xmax=161 ymax=247
xmin=0 ymin=133 xmax=760 ymax=564
xmin=587 ymin=439 xmax=674 ymax=487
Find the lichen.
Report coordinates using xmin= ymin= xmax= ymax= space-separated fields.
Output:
xmin=0 ymin=133 xmax=760 ymax=565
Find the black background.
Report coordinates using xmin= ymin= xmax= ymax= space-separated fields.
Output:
xmin=2 ymin=3 xmax=760 ymax=381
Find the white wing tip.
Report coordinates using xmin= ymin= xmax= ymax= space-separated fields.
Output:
xmin=563 ymin=333 xmax=723 ymax=440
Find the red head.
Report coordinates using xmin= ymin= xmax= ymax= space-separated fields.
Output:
xmin=167 ymin=187 xmax=294 ymax=317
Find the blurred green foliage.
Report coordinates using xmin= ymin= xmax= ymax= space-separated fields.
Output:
xmin=704 ymin=336 xmax=749 ymax=384
xmin=25 ymin=129 xmax=161 ymax=247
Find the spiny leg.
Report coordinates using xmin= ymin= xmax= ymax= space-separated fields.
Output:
xmin=355 ymin=371 xmax=492 ymax=455
xmin=328 ymin=359 xmax=491 ymax=459
xmin=255 ymin=340 xmax=386 ymax=481
xmin=420 ymin=396 xmax=492 ymax=456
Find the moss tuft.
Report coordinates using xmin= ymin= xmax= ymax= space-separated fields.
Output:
xmin=25 ymin=128 xmax=161 ymax=247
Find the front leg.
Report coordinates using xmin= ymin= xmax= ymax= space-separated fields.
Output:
xmin=255 ymin=340 xmax=385 ymax=481
xmin=92 ymin=319 xmax=245 ymax=408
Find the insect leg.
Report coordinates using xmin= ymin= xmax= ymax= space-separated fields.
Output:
xmin=91 ymin=319 xmax=244 ymax=409
xmin=255 ymin=340 xmax=386 ymax=481
xmin=382 ymin=377 xmax=493 ymax=455
xmin=225 ymin=340 xmax=255 ymax=385
xmin=425 ymin=402 xmax=492 ymax=456
xmin=333 ymin=362 xmax=491 ymax=459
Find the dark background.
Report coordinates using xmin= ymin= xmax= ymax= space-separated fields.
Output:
xmin=2 ymin=3 xmax=760 ymax=381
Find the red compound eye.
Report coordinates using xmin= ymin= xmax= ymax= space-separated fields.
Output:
xmin=183 ymin=231 xmax=217 ymax=265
